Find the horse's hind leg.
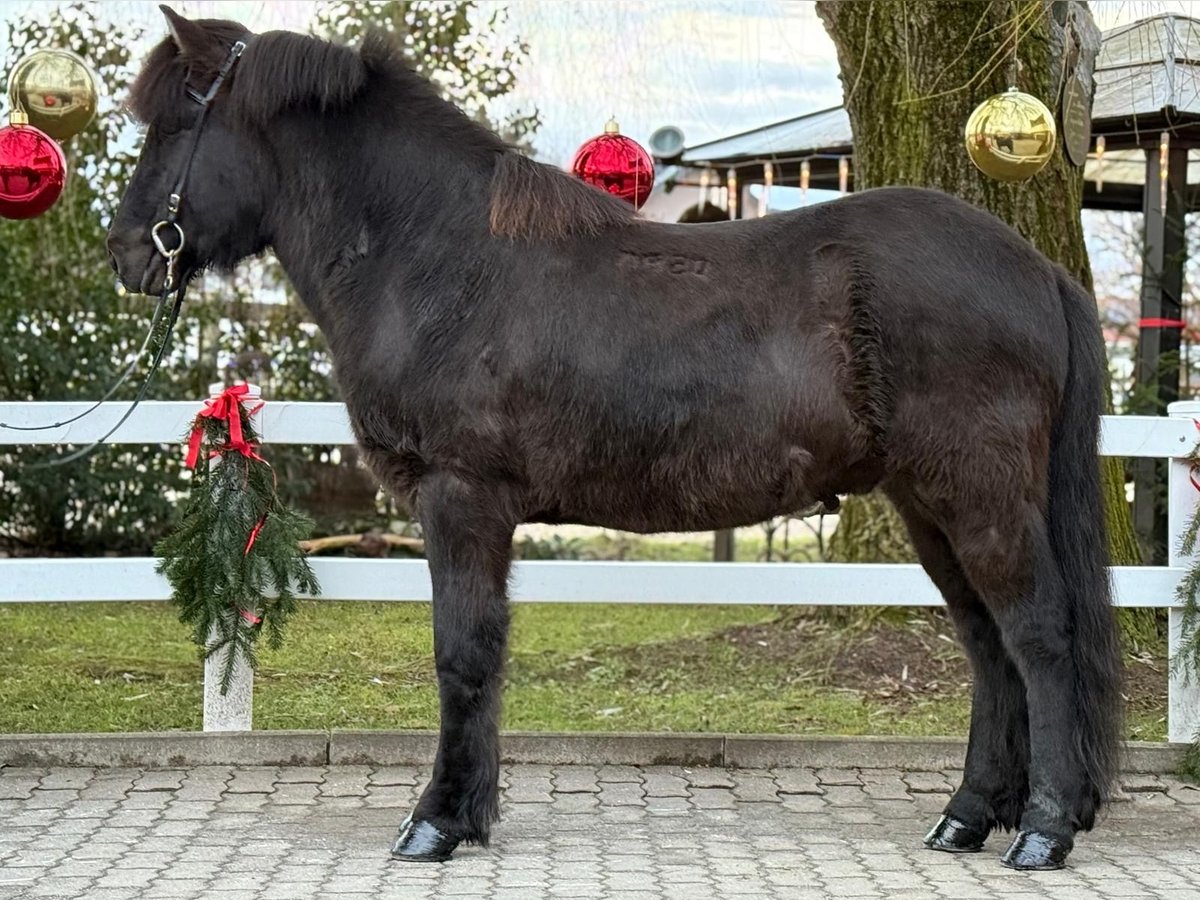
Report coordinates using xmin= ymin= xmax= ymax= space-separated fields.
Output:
xmin=937 ymin=501 xmax=1095 ymax=869
xmin=888 ymin=489 xmax=1029 ymax=852
xmin=391 ymin=473 xmax=515 ymax=862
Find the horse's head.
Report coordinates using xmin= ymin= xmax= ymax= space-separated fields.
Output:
xmin=108 ymin=7 xmax=273 ymax=295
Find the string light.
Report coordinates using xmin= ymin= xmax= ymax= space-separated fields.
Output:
xmin=1159 ymin=131 xmax=1169 ymax=211
xmin=760 ymin=162 xmax=773 ymax=217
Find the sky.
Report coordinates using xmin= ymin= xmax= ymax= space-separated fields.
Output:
xmin=2 ymin=0 xmax=1197 ymax=163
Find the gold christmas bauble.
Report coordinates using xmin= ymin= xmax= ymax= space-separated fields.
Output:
xmin=964 ymin=88 xmax=1056 ymax=182
xmin=7 ymin=49 xmax=99 ymax=142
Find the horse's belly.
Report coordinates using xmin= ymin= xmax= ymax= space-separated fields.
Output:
xmin=528 ymin=429 xmax=866 ymax=533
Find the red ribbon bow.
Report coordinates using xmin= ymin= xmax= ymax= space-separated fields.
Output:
xmin=185 ymin=384 xmax=264 ymax=469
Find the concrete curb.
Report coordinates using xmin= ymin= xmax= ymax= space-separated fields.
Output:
xmin=0 ymin=730 xmax=327 ymax=768
xmin=0 ymin=731 xmax=1188 ymax=773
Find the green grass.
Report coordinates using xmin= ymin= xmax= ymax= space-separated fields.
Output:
xmin=0 ymin=601 xmax=1167 ymax=740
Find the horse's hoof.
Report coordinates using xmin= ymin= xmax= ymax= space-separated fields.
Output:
xmin=923 ymin=815 xmax=987 ymax=853
xmin=390 ymin=813 xmax=460 ymax=863
xmin=999 ymin=831 xmax=1070 ymax=870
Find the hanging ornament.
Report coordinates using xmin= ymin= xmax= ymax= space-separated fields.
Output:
xmin=0 ymin=111 xmax=68 ymax=220
xmin=7 ymin=49 xmax=98 ymax=142
xmin=157 ymin=384 xmax=319 ymax=692
xmin=1094 ymin=135 xmax=1106 ymax=193
xmin=726 ymin=168 xmax=737 ymax=219
xmin=570 ymin=118 xmax=654 ymax=208
xmin=964 ymin=88 xmax=1056 ymax=182
xmin=838 ymin=157 xmax=850 ymax=194
xmin=800 ymin=159 xmax=810 ymax=199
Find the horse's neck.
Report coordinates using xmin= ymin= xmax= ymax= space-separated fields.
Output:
xmin=265 ymin=119 xmax=496 ymax=338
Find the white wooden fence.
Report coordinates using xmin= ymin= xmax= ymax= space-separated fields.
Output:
xmin=2 ymin=393 xmax=1199 ymax=744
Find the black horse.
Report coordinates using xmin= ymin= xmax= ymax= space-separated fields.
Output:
xmin=108 ymin=9 xmax=1122 ymax=871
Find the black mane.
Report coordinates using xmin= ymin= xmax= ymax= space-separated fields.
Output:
xmin=126 ymin=23 xmax=633 ymax=240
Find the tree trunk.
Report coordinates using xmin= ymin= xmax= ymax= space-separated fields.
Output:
xmin=816 ymin=0 xmax=1140 ymax=566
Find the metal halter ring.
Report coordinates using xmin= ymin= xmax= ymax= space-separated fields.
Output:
xmin=151 ymin=220 xmax=186 ymax=291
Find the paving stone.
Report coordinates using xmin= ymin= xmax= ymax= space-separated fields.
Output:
xmin=730 ymin=773 xmax=781 ymax=803
xmin=595 ymin=766 xmax=642 ymax=784
xmin=362 ymin=785 xmax=412 ymax=808
xmin=1163 ymin=781 xmax=1200 ymax=805
xmin=276 ymin=767 xmax=328 ymax=785
xmin=1120 ymin=773 xmax=1165 ymax=793
xmin=25 ymin=875 xmax=97 ymax=897
xmin=821 ymin=785 xmax=870 ymax=807
xmin=223 ymin=768 xmax=278 ymax=795
xmin=552 ymin=767 xmax=600 ymax=794
xmin=861 ymin=776 xmax=913 ymax=801
xmin=770 ymin=768 xmax=823 ymax=795
xmin=597 ymin=782 xmax=646 ymax=807
xmin=505 ymin=775 xmax=554 ymax=804
xmin=903 ymin=771 xmax=954 ymax=794
xmin=684 ymin=768 xmax=733 ymax=788
xmin=688 ymin=787 xmax=737 ymax=810
xmin=550 ymin=793 xmax=600 ymax=814
xmin=0 ymin=779 xmax=38 ymax=800
xmin=816 ymin=768 xmax=862 ymax=786
xmin=271 ymin=783 xmax=322 ymax=806
xmin=39 ymin=768 xmax=96 ymax=791
xmin=3 ymin=761 xmax=1195 ymax=899
xmin=130 ymin=771 xmax=185 ymax=793
xmin=319 ymin=770 xmax=370 ymax=798
xmin=25 ymin=788 xmax=80 ymax=808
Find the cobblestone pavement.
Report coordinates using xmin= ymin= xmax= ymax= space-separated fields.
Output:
xmin=1 ymin=763 xmax=1198 ymax=899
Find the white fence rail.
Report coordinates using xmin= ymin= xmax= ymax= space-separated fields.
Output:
xmin=2 ymin=396 xmax=1199 ymax=743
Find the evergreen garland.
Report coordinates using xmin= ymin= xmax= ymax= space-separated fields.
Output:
xmin=1174 ymin=440 xmax=1200 ymax=686
xmin=156 ymin=388 xmax=319 ymax=693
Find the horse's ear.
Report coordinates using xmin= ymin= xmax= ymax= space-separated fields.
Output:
xmin=160 ymin=5 xmax=220 ymax=61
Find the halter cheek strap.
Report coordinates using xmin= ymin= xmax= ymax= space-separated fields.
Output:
xmin=153 ymin=38 xmax=248 ymax=292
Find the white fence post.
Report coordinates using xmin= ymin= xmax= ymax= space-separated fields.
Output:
xmin=202 ymin=382 xmax=260 ymax=733
xmin=1167 ymin=401 xmax=1200 ymax=744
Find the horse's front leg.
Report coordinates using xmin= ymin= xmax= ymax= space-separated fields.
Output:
xmin=392 ymin=473 xmax=515 ymax=862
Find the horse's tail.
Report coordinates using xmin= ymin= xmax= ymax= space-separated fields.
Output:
xmin=1049 ymin=267 xmax=1122 ymax=828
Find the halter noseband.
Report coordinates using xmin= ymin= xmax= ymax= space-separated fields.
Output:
xmin=153 ymin=38 xmax=247 ymax=292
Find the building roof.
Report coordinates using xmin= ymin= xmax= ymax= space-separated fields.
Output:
xmin=1094 ymin=14 xmax=1200 ymax=120
xmin=679 ymin=106 xmax=851 ymax=168
xmin=672 ymin=13 xmax=1200 ymax=171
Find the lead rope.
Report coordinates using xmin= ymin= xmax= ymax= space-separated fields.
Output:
xmin=25 ymin=280 xmax=188 ymax=470
xmin=0 ymin=285 xmax=174 ymax=433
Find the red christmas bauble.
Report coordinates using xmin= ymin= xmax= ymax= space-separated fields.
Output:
xmin=570 ymin=119 xmax=654 ymax=208
xmin=0 ymin=122 xmax=67 ymax=220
